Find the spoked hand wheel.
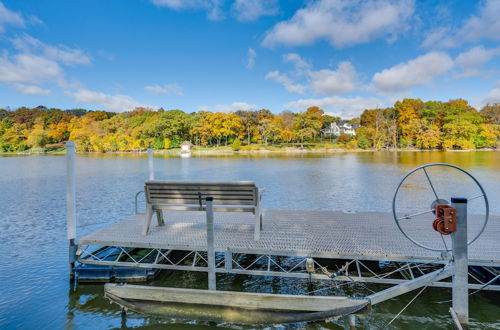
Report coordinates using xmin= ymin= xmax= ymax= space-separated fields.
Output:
xmin=392 ymin=163 xmax=489 ymax=252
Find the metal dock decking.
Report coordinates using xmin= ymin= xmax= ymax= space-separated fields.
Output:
xmin=79 ymin=210 xmax=500 ymax=266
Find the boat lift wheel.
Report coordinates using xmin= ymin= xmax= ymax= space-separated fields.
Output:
xmin=392 ymin=163 xmax=489 ymax=252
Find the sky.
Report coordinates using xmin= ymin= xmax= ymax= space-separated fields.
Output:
xmin=0 ymin=0 xmax=499 ymax=118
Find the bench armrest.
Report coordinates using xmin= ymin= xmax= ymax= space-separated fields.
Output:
xmin=135 ymin=190 xmax=145 ymax=215
xmin=258 ymin=187 xmax=265 ymax=201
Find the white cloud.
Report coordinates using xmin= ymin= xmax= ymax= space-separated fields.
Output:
xmin=67 ymin=89 xmax=152 ymax=112
xmin=214 ymin=101 xmax=258 ymax=112
xmin=246 ymin=48 xmax=256 ymax=69
xmin=0 ymin=33 xmax=92 ymax=96
xmin=144 ymin=83 xmax=183 ymax=95
xmin=481 ymin=81 xmax=500 ymax=105
xmin=265 ymin=71 xmax=306 ymax=94
xmin=14 ymin=83 xmax=50 ymax=95
xmin=372 ymin=52 xmax=454 ymax=92
xmin=232 ymin=0 xmax=279 ymax=22
xmin=459 ymin=0 xmax=500 ymax=44
xmin=267 ymin=55 xmax=358 ymax=95
xmin=285 ymin=96 xmax=383 ymax=118
xmin=308 ymin=61 xmax=357 ymax=94
xmin=0 ymin=53 xmax=62 ymax=84
xmin=283 ymin=53 xmax=310 ymax=70
xmin=423 ymin=0 xmax=500 ymax=48
xmin=262 ymin=0 xmax=414 ymax=48
xmin=455 ymin=46 xmax=500 ymax=77
xmin=150 ymin=0 xmax=208 ymax=10
xmin=28 ymin=15 xmax=43 ymax=26
xmin=0 ymin=2 xmax=24 ymax=33
xmin=150 ymin=0 xmax=224 ymax=20
xmin=421 ymin=27 xmax=454 ymax=49
xmin=12 ymin=34 xmax=91 ymax=66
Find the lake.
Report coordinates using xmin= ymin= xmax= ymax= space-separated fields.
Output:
xmin=0 ymin=151 xmax=499 ymax=329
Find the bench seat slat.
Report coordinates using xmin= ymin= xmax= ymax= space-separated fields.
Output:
xmin=146 ymin=180 xmax=255 ymax=186
xmin=147 ymin=187 xmax=255 ymax=193
xmin=149 ymin=192 xmax=255 ymax=197
xmin=153 ymin=205 xmax=255 ymax=213
xmin=149 ymin=195 xmax=256 ymax=202
xmin=149 ymin=198 xmax=256 ymax=205
xmin=148 ymin=189 xmax=255 ymax=195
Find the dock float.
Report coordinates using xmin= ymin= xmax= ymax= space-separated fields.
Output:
xmin=104 ymin=284 xmax=369 ymax=323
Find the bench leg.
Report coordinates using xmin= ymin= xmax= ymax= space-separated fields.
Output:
xmin=142 ymin=204 xmax=153 ymax=235
xmin=156 ymin=210 xmax=165 ymax=226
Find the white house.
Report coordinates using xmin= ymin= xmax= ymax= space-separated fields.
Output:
xmin=321 ymin=121 xmax=359 ymax=136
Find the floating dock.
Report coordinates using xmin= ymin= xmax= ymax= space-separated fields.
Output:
xmin=78 ymin=209 xmax=500 ymax=290
xmin=65 ymin=146 xmax=498 ymax=327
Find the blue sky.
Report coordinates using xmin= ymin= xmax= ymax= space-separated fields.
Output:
xmin=0 ymin=0 xmax=499 ymax=118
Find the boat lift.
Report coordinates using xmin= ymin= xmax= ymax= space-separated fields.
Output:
xmin=66 ymin=143 xmax=496 ymax=327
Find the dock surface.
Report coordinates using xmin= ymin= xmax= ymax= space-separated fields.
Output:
xmin=79 ymin=210 xmax=500 ymax=266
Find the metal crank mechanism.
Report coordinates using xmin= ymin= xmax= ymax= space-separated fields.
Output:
xmin=392 ymin=163 xmax=489 ymax=252
xmin=388 ymin=163 xmax=491 ymax=327
xmin=433 ymin=204 xmax=456 ymax=235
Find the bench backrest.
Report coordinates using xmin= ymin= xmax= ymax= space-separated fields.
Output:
xmin=145 ymin=181 xmax=258 ymax=206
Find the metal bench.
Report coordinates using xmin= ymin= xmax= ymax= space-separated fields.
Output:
xmin=142 ymin=180 xmax=264 ymax=240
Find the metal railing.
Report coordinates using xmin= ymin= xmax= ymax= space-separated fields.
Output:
xmin=135 ymin=190 xmax=145 ymax=215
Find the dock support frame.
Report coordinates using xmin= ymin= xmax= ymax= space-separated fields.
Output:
xmin=66 ymin=141 xmax=77 ymax=280
xmin=451 ymin=198 xmax=468 ymax=327
xmin=206 ymin=197 xmax=216 ymax=291
xmin=78 ymin=246 xmax=500 ymax=291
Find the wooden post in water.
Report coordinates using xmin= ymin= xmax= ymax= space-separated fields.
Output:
xmin=206 ymin=197 xmax=216 ymax=291
xmin=147 ymin=148 xmax=154 ymax=180
xmin=66 ymin=142 xmax=77 ymax=279
xmin=451 ymin=197 xmax=468 ymax=326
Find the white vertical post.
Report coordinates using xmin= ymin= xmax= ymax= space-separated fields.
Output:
xmin=206 ymin=197 xmax=216 ymax=291
xmin=451 ymin=197 xmax=468 ymax=326
xmin=66 ymin=142 xmax=77 ymax=279
xmin=348 ymin=314 xmax=356 ymax=330
xmin=224 ymin=249 xmax=232 ymax=272
xmin=147 ymin=148 xmax=154 ymax=180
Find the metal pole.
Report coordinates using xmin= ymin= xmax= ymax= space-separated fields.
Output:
xmin=451 ymin=197 xmax=468 ymax=326
xmin=147 ymin=148 xmax=154 ymax=180
xmin=206 ymin=197 xmax=216 ymax=290
xmin=66 ymin=142 xmax=77 ymax=279
xmin=348 ymin=314 xmax=356 ymax=330
xmin=224 ymin=249 xmax=232 ymax=272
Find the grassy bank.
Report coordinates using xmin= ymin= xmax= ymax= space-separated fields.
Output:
xmin=1 ymin=143 xmax=498 ymax=156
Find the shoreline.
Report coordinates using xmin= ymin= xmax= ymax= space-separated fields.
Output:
xmin=1 ymin=147 xmax=498 ymax=156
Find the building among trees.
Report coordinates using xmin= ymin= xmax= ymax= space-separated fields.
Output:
xmin=321 ymin=121 xmax=359 ymax=136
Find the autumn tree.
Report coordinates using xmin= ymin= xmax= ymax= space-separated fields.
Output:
xmin=236 ymin=110 xmax=258 ymax=145
xmin=394 ymin=99 xmax=424 ymax=146
xmin=480 ymin=103 xmax=500 ymax=125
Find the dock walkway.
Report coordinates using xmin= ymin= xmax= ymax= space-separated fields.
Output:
xmin=79 ymin=210 xmax=500 ymax=266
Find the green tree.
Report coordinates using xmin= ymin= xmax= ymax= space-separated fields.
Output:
xmin=231 ymin=138 xmax=241 ymax=151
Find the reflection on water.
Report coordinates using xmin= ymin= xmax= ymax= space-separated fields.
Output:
xmin=0 ymin=151 xmax=499 ymax=329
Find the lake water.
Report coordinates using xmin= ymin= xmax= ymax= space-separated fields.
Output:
xmin=0 ymin=151 xmax=499 ymax=329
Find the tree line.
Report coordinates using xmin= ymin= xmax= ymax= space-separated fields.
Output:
xmin=0 ymin=99 xmax=498 ymax=152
